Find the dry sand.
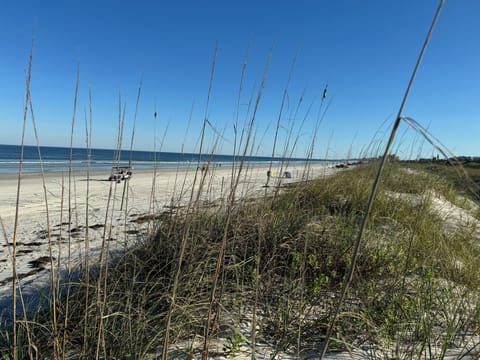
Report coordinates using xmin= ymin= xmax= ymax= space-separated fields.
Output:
xmin=0 ymin=162 xmax=338 ymax=311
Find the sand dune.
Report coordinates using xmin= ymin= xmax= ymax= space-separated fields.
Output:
xmin=0 ymin=163 xmax=338 ymax=309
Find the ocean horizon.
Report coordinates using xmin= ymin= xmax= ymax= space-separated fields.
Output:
xmin=0 ymin=144 xmax=337 ymax=174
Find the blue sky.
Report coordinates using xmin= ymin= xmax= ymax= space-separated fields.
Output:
xmin=0 ymin=1 xmax=479 ymax=159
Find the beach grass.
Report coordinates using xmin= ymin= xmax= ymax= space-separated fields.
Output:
xmin=2 ymin=159 xmax=480 ymax=359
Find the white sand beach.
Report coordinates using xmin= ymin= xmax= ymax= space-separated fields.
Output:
xmin=0 ymin=162 xmax=340 ymax=308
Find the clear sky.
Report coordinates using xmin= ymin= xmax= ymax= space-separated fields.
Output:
xmin=0 ymin=0 xmax=479 ymax=159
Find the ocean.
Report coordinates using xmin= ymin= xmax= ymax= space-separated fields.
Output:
xmin=0 ymin=144 xmax=332 ymax=174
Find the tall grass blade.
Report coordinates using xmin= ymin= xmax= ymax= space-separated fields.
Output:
xmin=12 ymin=41 xmax=34 ymax=360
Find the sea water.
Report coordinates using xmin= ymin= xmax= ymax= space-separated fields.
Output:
xmin=0 ymin=144 xmax=333 ymax=174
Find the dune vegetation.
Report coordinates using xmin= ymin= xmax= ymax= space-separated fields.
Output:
xmin=1 ymin=159 xmax=480 ymax=359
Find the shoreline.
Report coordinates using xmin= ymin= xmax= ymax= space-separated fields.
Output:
xmin=0 ymin=158 xmax=337 ymax=178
